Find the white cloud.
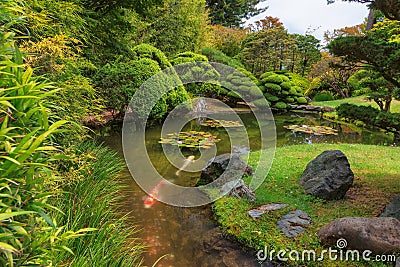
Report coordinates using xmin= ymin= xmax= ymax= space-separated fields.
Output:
xmin=245 ymin=0 xmax=369 ymax=41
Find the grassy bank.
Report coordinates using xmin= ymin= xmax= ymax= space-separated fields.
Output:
xmin=52 ymin=142 xmax=144 ymax=266
xmin=214 ymin=144 xmax=400 ymax=267
xmin=312 ymin=96 xmax=400 ymax=113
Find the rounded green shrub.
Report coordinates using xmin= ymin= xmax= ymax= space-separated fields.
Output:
xmin=286 ymin=97 xmax=295 ymax=103
xmin=200 ymin=47 xmax=244 ymax=69
xmin=95 ymin=58 xmax=162 ymax=113
xmin=280 ymin=75 xmax=290 ymax=83
xmin=171 ymin=52 xmax=208 ymax=65
xmin=274 ymin=102 xmax=288 ymax=109
xmin=264 ymin=83 xmax=281 ymax=91
xmin=227 ymin=91 xmax=241 ymax=99
xmin=281 ymin=90 xmax=289 ymax=96
xmin=293 ymin=86 xmax=303 ymax=94
xmin=296 ymin=97 xmax=308 ymax=104
xmin=289 ymin=87 xmax=298 ymax=95
xmin=286 ymin=72 xmax=311 ymax=91
xmin=260 ymin=71 xmax=275 ymax=80
xmin=265 ymin=94 xmax=280 ymax=102
xmin=132 ymin=44 xmax=171 ymax=69
xmin=253 ymin=98 xmax=270 ymax=108
xmin=280 ymin=82 xmax=292 ymax=90
xmin=313 ymin=92 xmax=334 ymax=102
xmin=263 ymin=74 xmax=284 ymax=84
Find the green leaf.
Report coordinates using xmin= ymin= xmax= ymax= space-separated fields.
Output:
xmin=30 ymin=205 xmax=55 ymax=229
xmin=0 ymin=211 xmax=35 ymax=221
xmin=0 ymin=242 xmax=18 ymax=253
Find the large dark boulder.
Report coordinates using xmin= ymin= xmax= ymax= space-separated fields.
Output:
xmin=299 ymin=150 xmax=354 ymax=200
xmin=198 ymin=154 xmax=253 ymax=186
xmin=380 ymin=194 xmax=400 ymax=220
xmin=318 ymin=217 xmax=400 ymax=255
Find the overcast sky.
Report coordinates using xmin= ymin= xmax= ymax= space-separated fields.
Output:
xmin=245 ymin=0 xmax=369 ymax=42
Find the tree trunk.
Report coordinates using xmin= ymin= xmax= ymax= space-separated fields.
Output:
xmin=384 ymin=97 xmax=392 ymax=113
xmin=374 ymin=98 xmax=384 ymax=111
xmin=366 ymin=9 xmax=376 ymax=31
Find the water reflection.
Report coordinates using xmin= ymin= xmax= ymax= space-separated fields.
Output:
xmin=101 ymin=112 xmax=393 ymax=266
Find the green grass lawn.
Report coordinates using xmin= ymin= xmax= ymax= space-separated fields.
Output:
xmin=213 ymin=144 xmax=400 ymax=267
xmin=312 ymin=96 xmax=400 ymax=113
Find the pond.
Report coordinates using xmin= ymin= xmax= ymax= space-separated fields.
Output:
xmin=101 ymin=111 xmax=392 ymax=267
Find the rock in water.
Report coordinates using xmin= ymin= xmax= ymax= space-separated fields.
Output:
xmin=199 ymin=154 xmax=252 ymax=186
xmin=318 ymin=217 xmax=400 ymax=254
xmin=380 ymin=194 xmax=400 ymax=220
xmin=299 ymin=150 xmax=354 ymax=200
xmin=277 ymin=210 xmax=312 ymax=238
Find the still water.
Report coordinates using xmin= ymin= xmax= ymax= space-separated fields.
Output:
xmin=101 ymin=112 xmax=392 ymax=267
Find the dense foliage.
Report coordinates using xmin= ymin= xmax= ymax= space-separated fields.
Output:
xmin=241 ymin=19 xmax=321 ymax=76
xmin=328 ymin=19 xmax=400 ymax=111
xmin=206 ymin=0 xmax=268 ymax=27
xmin=259 ymin=72 xmax=308 ymax=110
xmin=336 ymin=103 xmax=400 ymax=141
xmin=3 ymin=0 xmax=400 ymax=265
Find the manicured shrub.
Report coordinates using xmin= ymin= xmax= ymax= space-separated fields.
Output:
xmin=200 ymin=47 xmax=244 ymax=69
xmin=132 ymin=43 xmax=171 ymax=69
xmin=336 ymin=103 xmax=380 ymax=126
xmin=263 ymin=74 xmax=284 ymax=84
xmin=171 ymin=51 xmax=208 ymax=65
xmin=227 ymin=91 xmax=241 ymax=99
xmin=285 ymin=72 xmax=311 ymax=91
xmin=253 ymin=98 xmax=270 ymax=108
xmin=336 ymin=103 xmax=400 ymax=141
xmin=281 ymin=90 xmax=289 ymax=96
xmin=289 ymin=87 xmax=298 ymax=95
xmin=264 ymin=83 xmax=281 ymax=91
xmin=259 ymin=71 xmax=307 ymax=110
xmin=286 ymin=97 xmax=295 ymax=103
xmin=313 ymin=92 xmax=334 ymax=102
xmin=260 ymin=71 xmax=275 ymax=80
xmin=95 ymin=58 xmax=162 ymax=115
xmin=280 ymin=81 xmax=292 ymax=90
xmin=274 ymin=101 xmax=288 ymax=110
xmin=265 ymin=94 xmax=280 ymax=102
xmin=296 ymin=97 xmax=308 ymax=104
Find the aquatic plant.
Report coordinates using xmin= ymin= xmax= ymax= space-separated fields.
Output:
xmin=284 ymin=125 xmax=338 ymax=135
xmin=201 ymin=119 xmax=244 ymax=128
xmin=159 ymin=131 xmax=221 ymax=148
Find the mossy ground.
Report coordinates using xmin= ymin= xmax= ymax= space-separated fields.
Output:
xmin=214 ymin=144 xmax=400 ymax=267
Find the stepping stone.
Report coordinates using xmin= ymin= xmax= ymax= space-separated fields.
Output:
xmin=277 ymin=210 xmax=312 ymax=238
xmin=247 ymin=203 xmax=289 ymax=218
